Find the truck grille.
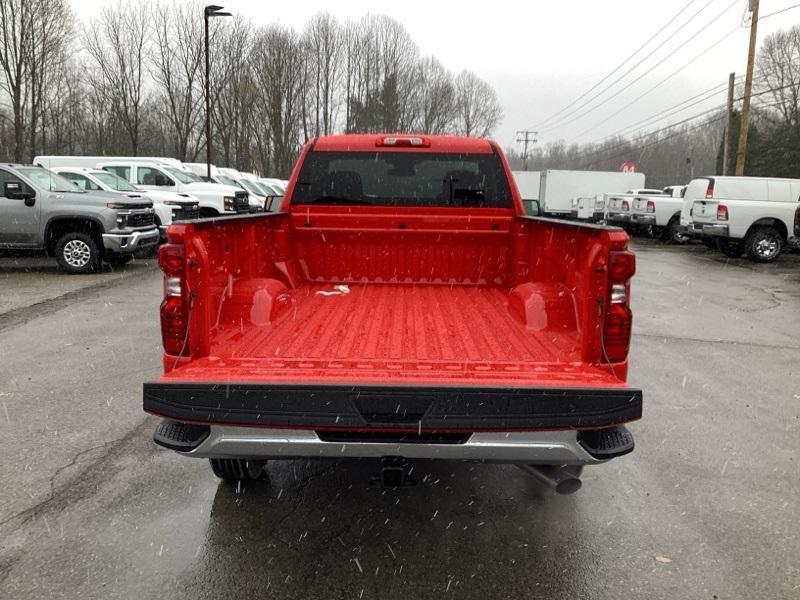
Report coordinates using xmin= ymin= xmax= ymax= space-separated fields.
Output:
xmin=127 ymin=212 xmax=155 ymax=228
xmin=234 ymin=191 xmax=249 ymax=213
xmin=173 ymin=206 xmax=200 ymax=221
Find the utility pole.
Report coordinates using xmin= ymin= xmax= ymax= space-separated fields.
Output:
xmin=722 ymin=72 xmax=735 ymax=176
xmin=735 ymin=0 xmax=759 ymax=176
xmin=204 ymin=5 xmax=231 ymax=180
xmin=516 ymin=130 xmax=538 ymax=170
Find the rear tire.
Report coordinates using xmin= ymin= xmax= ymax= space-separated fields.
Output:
xmin=209 ymin=458 xmax=267 ymax=483
xmin=666 ymin=219 xmax=689 ymax=244
xmin=717 ymin=238 xmax=744 ymax=258
xmin=744 ymin=226 xmax=783 ymax=263
xmin=55 ymin=232 xmax=101 ymax=274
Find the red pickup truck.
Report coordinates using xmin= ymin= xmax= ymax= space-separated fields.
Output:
xmin=144 ymin=134 xmax=641 ymax=494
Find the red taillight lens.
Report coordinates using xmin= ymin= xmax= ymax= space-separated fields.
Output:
xmin=705 ymin=180 xmax=714 ymax=198
xmin=621 ymin=199 xmax=629 ymax=211
xmin=158 ymin=244 xmax=188 ymax=355
xmin=609 ymin=251 xmax=636 ymax=282
xmin=161 ymin=296 xmax=189 ymax=355
xmin=646 ymin=200 xmax=655 ymax=213
xmin=158 ymin=244 xmax=184 ymax=277
xmin=603 ymin=303 xmax=632 ymax=362
xmin=717 ymin=204 xmax=728 ymax=221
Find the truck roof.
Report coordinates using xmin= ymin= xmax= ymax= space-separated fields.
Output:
xmin=312 ymin=134 xmax=495 ymax=154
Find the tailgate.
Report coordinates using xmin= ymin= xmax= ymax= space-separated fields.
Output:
xmin=143 ymin=381 xmax=643 ymax=431
xmin=607 ymin=197 xmax=628 ymax=212
xmin=692 ymin=200 xmax=719 ymax=223
xmin=632 ymin=198 xmax=650 ymax=214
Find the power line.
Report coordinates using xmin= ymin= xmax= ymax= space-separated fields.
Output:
xmin=568 ymin=21 xmax=742 ymax=141
xmin=760 ymin=2 xmax=800 ymax=20
xmin=529 ymin=0 xmax=702 ymax=130
xmin=538 ymin=0 xmax=731 ymax=134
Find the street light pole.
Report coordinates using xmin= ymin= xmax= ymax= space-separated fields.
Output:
xmin=204 ymin=5 xmax=231 ymax=181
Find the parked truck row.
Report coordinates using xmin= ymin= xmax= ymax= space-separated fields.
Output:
xmin=513 ymin=169 xmax=800 ymax=263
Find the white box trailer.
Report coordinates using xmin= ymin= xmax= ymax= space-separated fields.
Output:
xmin=511 ymin=171 xmax=541 ymax=215
xmin=537 ymin=170 xmax=646 ymax=221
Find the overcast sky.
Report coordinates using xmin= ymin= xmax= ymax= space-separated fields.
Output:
xmin=71 ymin=0 xmax=799 ymax=150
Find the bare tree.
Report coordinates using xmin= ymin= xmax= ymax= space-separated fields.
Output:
xmin=301 ymin=13 xmax=343 ymax=137
xmin=413 ymin=56 xmax=455 ymax=134
xmin=453 ymin=70 xmax=503 ymax=138
xmin=248 ymin=25 xmax=304 ymax=176
xmin=84 ymin=0 xmax=151 ymax=154
xmin=755 ymin=25 xmax=800 ymax=129
xmin=0 ymin=0 xmax=32 ymax=161
xmin=150 ymin=0 xmax=205 ymax=160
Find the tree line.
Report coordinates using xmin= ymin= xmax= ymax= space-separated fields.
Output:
xmin=0 ymin=0 xmax=504 ymax=176
xmin=508 ymin=25 xmax=800 ymax=189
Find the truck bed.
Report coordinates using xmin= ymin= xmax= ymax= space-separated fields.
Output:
xmin=165 ymin=283 xmax=622 ymax=388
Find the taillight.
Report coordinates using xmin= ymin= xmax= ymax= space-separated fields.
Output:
xmin=716 ymin=204 xmax=728 ymax=221
xmin=705 ymin=180 xmax=714 ymax=198
xmin=604 ymin=250 xmax=635 ymax=363
xmin=158 ymin=244 xmax=189 ymax=356
xmin=646 ymin=200 xmax=655 ymax=213
xmin=621 ymin=199 xmax=629 ymax=211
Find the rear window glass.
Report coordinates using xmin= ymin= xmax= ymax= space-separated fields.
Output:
xmin=291 ymin=151 xmax=512 ymax=208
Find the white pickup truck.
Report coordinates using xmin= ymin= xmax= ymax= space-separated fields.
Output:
xmin=98 ymin=161 xmax=249 ymax=217
xmin=605 ymin=188 xmax=663 ymax=228
xmin=629 ymin=185 xmax=688 ymax=243
xmin=682 ymin=176 xmax=800 ymax=262
xmin=52 ymin=168 xmax=200 ymax=238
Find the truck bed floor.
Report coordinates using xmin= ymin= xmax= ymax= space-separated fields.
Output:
xmin=164 ymin=284 xmax=622 ymax=388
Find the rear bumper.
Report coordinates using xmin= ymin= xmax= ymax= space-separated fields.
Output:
xmin=700 ymin=223 xmax=730 ymax=237
xmin=631 ymin=214 xmax=656 ymax=226
xmin=143 ymin=381 xmax=642 ymax=433
xmin=607 ymin=213 xmax=631 ymax=224
xmin=154 ymin=422 xmax=633 ymax=464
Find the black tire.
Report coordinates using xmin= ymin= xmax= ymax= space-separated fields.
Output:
xmin=209 ymin=458 xmax=267 ymax=483
xmin=106 ymin=254 xmax=133 ymax=267
xmin=717 ymin=238 xmax=744 ymax=258
xmin=702 ymin=237 xmax=718 ymax=249
xmin=744 ymin=226 xmax=783 ymax=263
xmin=666 ymin=219 xmax=689 ymax=244
xmin=54 ymin=231 xmax=101 ymax=274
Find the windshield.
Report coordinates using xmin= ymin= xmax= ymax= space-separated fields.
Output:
xmin=216 ymin=175 xmax=239 ymax=187
xmin=291 ymin=152 xmax=512 ymax=207
xmin=164 ymin=167 xmax=200 ymax=184
xmin=17 ymin=167 xmax=81 ymax=192
xmin=93 ymin=171 xmax=137 ymax=192
xmin=239 ymin=179 xmax=263 ymax=195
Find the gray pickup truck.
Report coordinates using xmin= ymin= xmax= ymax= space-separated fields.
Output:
xmin=0 ymin=164 xmax=159 ymax=274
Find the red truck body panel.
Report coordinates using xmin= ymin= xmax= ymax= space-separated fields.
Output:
xmin=145 ymin=135 xmax=640 ymax=436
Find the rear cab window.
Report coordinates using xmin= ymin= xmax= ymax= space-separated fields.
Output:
xmin=290 ymin=151 xmax=512 ymax=208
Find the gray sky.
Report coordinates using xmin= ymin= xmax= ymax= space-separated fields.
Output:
xmin=71 ymin=0 xmax=799 ymax=149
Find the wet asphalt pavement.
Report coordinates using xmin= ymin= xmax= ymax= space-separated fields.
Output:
xmin=0 ymin=242 xmax=799 ymax=599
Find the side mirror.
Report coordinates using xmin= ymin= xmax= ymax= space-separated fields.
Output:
xmin=523 ymin=199 xmax=541 ymax=216
xmin=4 ymin=181 xmax=35 ymax=205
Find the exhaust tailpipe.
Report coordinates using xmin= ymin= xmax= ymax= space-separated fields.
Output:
xmin=519 ymin=464 xmax=582 ymax=495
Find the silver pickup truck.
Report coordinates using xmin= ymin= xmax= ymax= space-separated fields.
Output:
xmin=0 ymin=164 xmax=159 ymax=274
